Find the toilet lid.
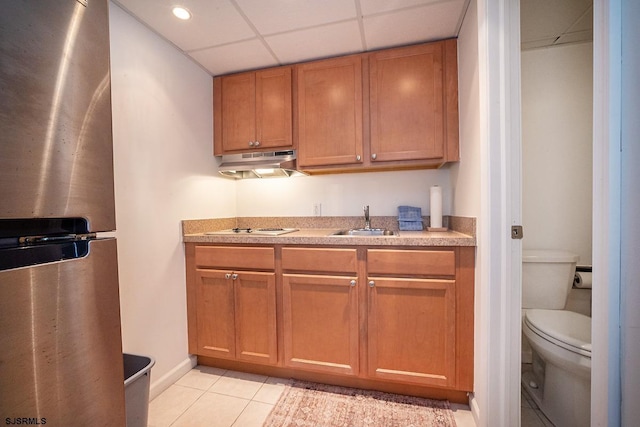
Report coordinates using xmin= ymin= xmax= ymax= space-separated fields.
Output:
xmin=524 ymin=309 xmax=592 ymax=357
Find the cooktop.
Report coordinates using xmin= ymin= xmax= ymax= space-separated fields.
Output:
xmin=205 ymin=228 xmax=298 ymax=236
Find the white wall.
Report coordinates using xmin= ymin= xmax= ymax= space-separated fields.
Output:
xmin=107 ymin=0 xmax=480 ymax=403
xmin=452 ymin=0 xmax=483 ymax=422
xmin=451 ymin=0 xmax=481 ymax=218
xmin=521 ymin=43 xmax=593 ymax=265
xmin=108 ymin=2 xmax=235 ymax=392
xmin=236 ymin=169 xmax=452 ymax=217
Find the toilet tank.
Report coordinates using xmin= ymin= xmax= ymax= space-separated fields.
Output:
xmin=522 ymin=250 xmax=579 ymax=309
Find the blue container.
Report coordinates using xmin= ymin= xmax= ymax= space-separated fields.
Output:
xmin=398 ymin=220 xmax=424 ymax=231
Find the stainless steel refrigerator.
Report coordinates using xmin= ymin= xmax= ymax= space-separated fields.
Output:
xmin=0 ymin=1 xmax=126 ymax=425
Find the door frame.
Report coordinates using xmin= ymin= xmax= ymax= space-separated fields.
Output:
xmin=474 ymin=0 xmax=523 ymax=425
xmin=478 ymin=0 xmax=622 ymax=425
xmin=591 ymin=0 xmax=622 ymax=425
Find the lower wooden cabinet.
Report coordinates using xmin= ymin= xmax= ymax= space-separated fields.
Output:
xmin=190 ymin=245 xmax=277 ymax=365
xmin=281 ymin=247 xmax=360 ymax=376
xmin=186 ymin=243 xmax=474 ymax=394
xmin=367 ymin=277 xmax=456 ymax=387
xmin=195 ymin=269 xmax=235 ymax=359
xmin=195 ymin=269 xmax=277 ymax=365
xmin=282 ymin=273 xmax=359 ymax=376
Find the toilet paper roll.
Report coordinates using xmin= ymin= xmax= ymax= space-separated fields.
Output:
xmin=573 ymin=272 xmax=592 ymax=289
xmin=430 ymin=185 xmax=443 ymax=228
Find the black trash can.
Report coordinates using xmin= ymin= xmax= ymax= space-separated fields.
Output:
xmin=123 ymin=353 xmax=155 ymax=427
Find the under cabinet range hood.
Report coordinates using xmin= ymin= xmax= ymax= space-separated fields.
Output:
xmin=218 ymin=150 xmax=306 ymax=179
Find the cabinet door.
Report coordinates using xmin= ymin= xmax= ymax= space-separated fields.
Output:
xmin=234 ymin=271 xmax=278 ymax=365
xmin=255 ymin=67 xmax=292 ymax=149
xmin=195 ymin=269 xmax=236 ymax=359
xmin=297 ymin=56 xmax=363 ymax=167
xmin=219 ymin=72 xmax=256 ymax=152
xmin=369 ymin=42 xmax=445 ymax=162
xmin=282 ymin=274 xmax=359 ymax=376
xmin=367 ymin=277 xmax=456 ymax=388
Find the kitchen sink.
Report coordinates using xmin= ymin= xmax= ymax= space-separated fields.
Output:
xmin=331 ymin=228 xmax=397 ymax=236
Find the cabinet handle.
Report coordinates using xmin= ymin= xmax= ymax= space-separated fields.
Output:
xmin=356 ymin=155 xmax=361 ymax=161
xmin=368 ymin=280 xmax=375 ymax=287
xmin=225 ymin=273 xmax=231 ymax=280
xmin=254 ymin=141 xmax=260 ymax=147
xmin=231 ymin=273 xmax=238 ymax=280
xmin=248 ymin=141 xmax=254 ymax=146
xmin=350 ymin=280 xmax=356 ymax=287
xmin=371 ymin=153 xmax=377 ymax=160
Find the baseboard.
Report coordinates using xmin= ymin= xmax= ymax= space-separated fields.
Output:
xmin=468 ymin=392 xmax=481 ymax=426
xmin=149 ymin=355 xmax=197 ymax=400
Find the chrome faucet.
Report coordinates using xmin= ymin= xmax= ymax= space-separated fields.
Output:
xmin=363 ymin=205 xmax=371 ymax=229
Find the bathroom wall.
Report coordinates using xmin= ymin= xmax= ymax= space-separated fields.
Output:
xmin=521 ymin=42 xmax=593 ymax=316
xmin=521 ymin=42 xmax=593 ymax=266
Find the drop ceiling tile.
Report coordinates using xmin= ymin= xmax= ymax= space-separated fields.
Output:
xmin=235 ymin=0 xmax=357 ymax=35
xmin=265 ymin=20 xmax=363 ymax=64
xmin=189 ymin=39 xmax=279 ymax=76
xmin=520 ymin=0 xmax=592 ymax=43
xmin=568 ymin=6 xmax=593 ymax=33
xmin=360 ymin=0 xmax=444 ymax=16
xmin=555 ymin=30 xmax=593 ymax=45
xmin=521 ymin=38 xmax=559 ymax=51
xmin=116 ymin=0 xmax=255 ymax=51
xmin=363 ymin=1 xmax=464 ymax=50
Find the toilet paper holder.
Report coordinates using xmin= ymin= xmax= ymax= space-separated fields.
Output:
xmin=573 ymin=265 xmax=592 ymax=289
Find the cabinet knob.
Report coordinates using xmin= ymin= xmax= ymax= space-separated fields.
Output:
xmin=225 ymin=273 xmax=231 ymax=280
xmin=254 ymin=141 xmax=260 ymax=147
xmin=368 ymin=280 xmax=375 ymax=287
xmin=356 ymin=155 xmax=361 ymax=161
xmin=350 ymin=280 xmax=356 ymax=287
xmin=248 ymin=141 xmax=254 ymax=146
xmin=231 ymin=273 xmax=238 ymax=280
xmin=371 ymin=153 xmax=377 ymax=160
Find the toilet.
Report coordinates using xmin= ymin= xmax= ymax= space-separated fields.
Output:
xmin=521 ymin=250 xmax=591 ymax=427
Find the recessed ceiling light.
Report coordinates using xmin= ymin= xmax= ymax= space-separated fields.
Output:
xmin=172 ymin=6 xmax=192 ymax=20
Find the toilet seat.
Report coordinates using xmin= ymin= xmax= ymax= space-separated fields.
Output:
xmin=524 ymin=309 xmax=591 ymax=358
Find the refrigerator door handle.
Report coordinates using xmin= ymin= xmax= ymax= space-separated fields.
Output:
xmin=19 ymin=233 xmax=97 ymax=244
xmin=0 ymin=239 xmax=92 ymax=271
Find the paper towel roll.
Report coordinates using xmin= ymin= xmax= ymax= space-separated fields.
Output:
xmin=573 ymin=272 xmax=592 ymax=289
xmin=430 ymin=185 xmax=442 ymax=228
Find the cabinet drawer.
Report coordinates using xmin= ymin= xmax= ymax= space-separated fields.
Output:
xmin=195 ymin=246 xmax=275 ymax=270
xmin=367 ymin=249 xmax=455 ymax=276
xmin=282 ymin=247 xmax=358 ymax=273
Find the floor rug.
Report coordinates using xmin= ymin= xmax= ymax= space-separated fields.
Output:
xmin=263 ymin=380 xmax=457 ymax=427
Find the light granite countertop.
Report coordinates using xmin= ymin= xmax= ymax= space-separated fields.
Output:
xmin=182 ymin=216 xmax=476 ymax=247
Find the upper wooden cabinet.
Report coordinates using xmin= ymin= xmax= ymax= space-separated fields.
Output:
xmin=296 ymin=39 xmax=459 ymax=172
xmin=212 ymin=39 xmax=458 ymax=171
xmin=369 ymin=40 xmax=459 ymax=164
xmin=296 ymin=56 xmax=363 ymax=168
xmin=214 ymin=67 xmax=293 ymax=155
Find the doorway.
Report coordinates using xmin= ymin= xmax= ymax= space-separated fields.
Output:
xmin=519 ymin=1 xmax=594 ymax=425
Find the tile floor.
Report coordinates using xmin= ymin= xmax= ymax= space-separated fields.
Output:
xmin=521 ymin=364 xmax=554 ymax=427
xmin=148 ymin=365 xmax=477 ymax=427
xmin=521 ymin=387 xmax=554 ymax=427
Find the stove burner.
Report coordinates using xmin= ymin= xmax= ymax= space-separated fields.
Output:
xmin=206 ymin=228 xmax=298 ymax=236
xmin=232 ymin=228 xmax=252 ymax=233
